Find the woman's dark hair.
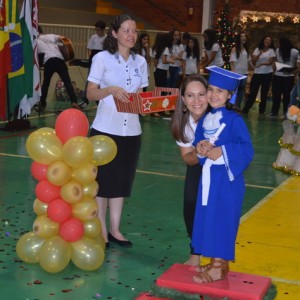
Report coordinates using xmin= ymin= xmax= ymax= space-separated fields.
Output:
xmin=38 ymin=26 xmax=43 ymax=34
xmin=186 ymin=36 xmax=200 ymax=62
xmin=137 ymin=32 xmax=150 ymax=55
xmin=203 ymin=28 xmax=217 ymax=50
xmin=234 ymin=32 xmax=249 ymax=59
xmin=154 ymin=33 xmax=173 ymax=60
xmin=103 ymin=14 xmax=138 ymax=54
xmin=94 ymin=20 xmax=106 ymax=30
xmin=258 ymin=35 xmax=275 ymax=50
xmin=152 ymin=33 xmax=162 ymax=52
xmin=182 ymin=32 xmax=191 ymax=42
xmin=278 ymin=36 xmax=294 ymax=63
xmin=169 ymin=28 xmax=181 ymax=46
xmin=225 ymin=98 xmax=235 ymax=111
xmin=171 ymin=74 xmax=208 ymax=143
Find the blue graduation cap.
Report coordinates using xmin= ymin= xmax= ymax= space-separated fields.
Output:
xmin=206 ymin=66 xmax=247 ymax=104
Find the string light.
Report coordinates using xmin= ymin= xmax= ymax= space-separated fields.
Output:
xmin=241 ymin=16 xmax=247 ymax=23
xmin=240 ymin=10 xmax=300 ymax=24
xmin=277 ymin=15 xmax=284 ymax=23
xmin=251 ymin=15 xmax=258 ymax=22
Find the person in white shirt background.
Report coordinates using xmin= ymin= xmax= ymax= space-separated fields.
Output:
xmin=81 ymin=21 xmax=107 ymax=108
xmin=37 ymin=26 xmax=80 ymax=111
xmin=137 ymin=32 xmax=152 ymax=92
xmin=182 ymin=36 xmax=201 ymax=79
xmin=167 ymin=28 xmax=184 ymax=88
xmin=87 ymin=20 xmax=107 ymax=67
xmin=229 ymin=32 xmax=252 ymax=109
xmin=152 ymin=33 xmax=173 ymax=88
xmin=152 ymin=32 xmax=174 ymax=117
xmin=269 ymin=36 xmax=298 ymax=118
xmin=181 ymin=32 xmax=191 ymax=51
xmin=200 ymin=28 xmax=224 ymax=69
xmin=241 ymin=35 xmax=276 ymax=115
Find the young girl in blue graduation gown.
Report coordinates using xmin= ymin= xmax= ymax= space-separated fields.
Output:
xmin=192 ymin=66 xmax=254 ymax=283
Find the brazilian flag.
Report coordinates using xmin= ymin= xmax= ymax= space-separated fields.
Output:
xmin=7 ymin=0 xmax=26 ymax=117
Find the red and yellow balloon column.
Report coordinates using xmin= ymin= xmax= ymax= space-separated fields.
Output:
xmin=16 ymin=109 xmax=117 ymax=273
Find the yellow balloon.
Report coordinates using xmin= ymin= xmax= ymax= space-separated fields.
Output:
xmin=26 ymin=130 xmax=63 ymax=164
xmin=83 ymin=217 xmax=102 ymax=238
xmin=94 ymin=234 xmax=106 ymax=249
xmin=16 ymin=231 xmax=45 ymax=263
xmin=89 ymin=135 xmax=117 ymax=166
xmin=37 ymin=127 xmax=56 ymax=134
xmin=62 ymin=137 xmax=94 ymax=168
xmin=72 ymin=163 xmax=97 ymax=185
xmin=33 ymin=198 xmax=48 ymax=215
xmin=33 ymin=215 xmax=59 ymax=239
xmin=82 ymin=180 xmax=99 ymax=198
xmin=39 ymin=236 xmax=71 ymax=273
xmin=60 ymin=179 xmax=83 ymax=204
xmin=47 ymin=160 xmax=72 ymax=186
xmin=72 ymin=196 xmax=98 ymax=221
xmin=71 ymin=237 xmax=105 ymax=271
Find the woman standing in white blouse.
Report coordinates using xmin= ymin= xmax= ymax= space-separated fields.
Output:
xmin=200 ymin=29 xmax=224 ymax=69
xmin=87 ymin=20 xmax=107 ymax=67
xmin=241 ymin=36 xmax=275 ymax=115
xmin=87 ymin=14 xmax=148 ymax=248
xmin=269 ymin=37 xmax=298 ymax=118
xmin=168 ymin=28 xmax=184 ymax=88
xmin=230 ymin=32 xmax=251 ymax=109
xmin=137 ymin=32 xmax=152 ymax=92
xmin=182 ymin=36 xmax=200 ymax=78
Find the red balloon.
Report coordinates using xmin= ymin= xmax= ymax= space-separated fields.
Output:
xmin=35 ymin=180 xmax=61 ymax=203
xmin=59 ymin=217 xmax=84 ymax=242
xmin=47 ymin=198 xmax=72 ymax=223
xmin=31 ymin=161 xmax=48 ymax=181
xmin=55 ymin=109 xmax=89 ymax=144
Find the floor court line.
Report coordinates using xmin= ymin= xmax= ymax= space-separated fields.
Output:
xmin=240 ymin=176 xmax=293 ymax=222
xmin=0 ymin=151 xmax=278 ymax=192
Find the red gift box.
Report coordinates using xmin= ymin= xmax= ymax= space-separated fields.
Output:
xmin=114 ymin=87 xmax=179 ymax=114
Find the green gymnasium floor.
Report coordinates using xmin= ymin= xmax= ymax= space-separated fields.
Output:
xmin=0 ymin=100 xmax=299 ymax=300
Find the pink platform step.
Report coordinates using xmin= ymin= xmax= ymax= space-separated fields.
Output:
xmin=153 ymin=263 xmax=272 ymax=300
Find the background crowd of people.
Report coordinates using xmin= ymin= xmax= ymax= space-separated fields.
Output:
xmin=134 ymin=27 xmax=299 ymax=119
xmin=38 ymin=19 xmax=300 ymax=121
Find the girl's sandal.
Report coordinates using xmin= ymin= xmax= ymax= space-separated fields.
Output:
xmin=193 ymin=258 xmax=229 ymax=283
xmin=199 ymin=262 xmax=211 ymax=272
xmin=193 ymin=262 xmax=211 ymax=273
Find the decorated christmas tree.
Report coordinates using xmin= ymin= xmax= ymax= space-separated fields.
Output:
xmin=214 ymin=1 xmax=235 ymax=69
